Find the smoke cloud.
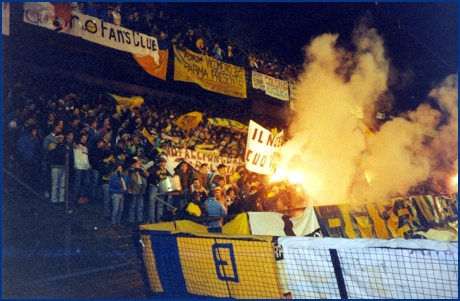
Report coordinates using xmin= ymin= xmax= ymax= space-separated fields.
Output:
xmin=278 ymin=19 xmax=458 ymax=206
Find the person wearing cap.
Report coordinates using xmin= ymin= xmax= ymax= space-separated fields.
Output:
xmin=47 ymin=132 xmax=68 ymax=204
xmin=204 ymin=186 xmax=227 ymax=228
xmin=115 ymin=148 xmax=129 ymax=170
xmin=124 ymin=156 xmax=149 ymax=226
xmin=146 ymin=156 xmax=171 ymax=223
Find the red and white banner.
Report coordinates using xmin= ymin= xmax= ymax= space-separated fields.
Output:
xmin=245 ymin=120 xmax=284 ymax=175
xmin=252 ymin=71 xmax=289 ymax=101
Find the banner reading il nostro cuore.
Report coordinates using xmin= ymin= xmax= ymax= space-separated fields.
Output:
xmin=173 ymin=45 xmax=247 ymax=98
xmin=245 ymin=120 xmax=284 ymax=175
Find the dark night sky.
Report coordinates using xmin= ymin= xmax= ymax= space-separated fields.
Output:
xmin=191 ymin=2 xmax=457 ymax=112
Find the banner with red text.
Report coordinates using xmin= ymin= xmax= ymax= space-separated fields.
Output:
xmin=174 ymin=45 xmax=247 ymax=98
xmin=252 ymin=71 xmax=289 ymax=101
xmin=165 ymin=148 xmax=243 ymax=175
xmin=245 ymin=120 xmax=284 ymax=175
xmin=23 ymin=3 xmax=160 ymax=64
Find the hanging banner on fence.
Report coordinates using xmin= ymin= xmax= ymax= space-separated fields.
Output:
xmin=245 ymin=120 xmax=284 ymax=175
xmin=174 ymin=111 xmax=203 ymax=130
xmin=207 ymin=118 xmax=248 ymax=133
xmin=278 ymin=236 xmax=458 ymax=299
xmin=251 ymin=70 xmax=265 ymax=90
xmin=248 ymin=207 xmax=322 ymax=237
xmin=289 ymin=82 xmax=298 ymax=111
xmin=173 ymin=45 xmax=247 ymax=98
xmin=23 ymin=3 xmax=160 ymax=64
xmin=176 ymin=236 xmax=283 ymax=298
xmin=252 ymin=71 xmax=289 ymax=101
xmin=264 ymin=73 xmax=289 ymax=101
xmin=165 ymin=147 xmax=243 ymax=174
xmin=2 ymin=2 xmax=10 ymax=36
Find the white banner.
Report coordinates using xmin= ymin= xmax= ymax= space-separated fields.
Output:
xmin=248 ymin=207 xmax=321 ymax=237
xmin=251 ymin=70 xmax=265 ymax=90
xmin=245 ymin=120 xmax=284 ymax=175
xmin=263 ymin=73 xmax=289 ymax=101
xmin=279 ymin=237 xmax=458 ymax=299
xmin=2 ymin=2 xmax=10 ymax=36
xmin=23 ymin=3 xmax=159 ymax=63
xmin=252 ymin=71 xmax=289 ymax=101
xmin=165 ymin=147 xmax=243 ymax=175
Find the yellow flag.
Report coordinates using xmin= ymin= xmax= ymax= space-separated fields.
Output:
xmin=173 ymin=111 xmax=203 ymax=130
xmin=108 ymin=93 xmax=144 ymax=112
xmin=141 ymin=127 xmax=155 ymax=144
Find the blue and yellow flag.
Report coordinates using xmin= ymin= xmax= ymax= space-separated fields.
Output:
xmin=207 ymin=118 xmax=248 ymax=133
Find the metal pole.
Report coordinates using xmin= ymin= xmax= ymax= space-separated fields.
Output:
xmin=154 ymin=194 xmax=177 ymax=215
xmin=64 ymin=152 xmax=71 ymax=274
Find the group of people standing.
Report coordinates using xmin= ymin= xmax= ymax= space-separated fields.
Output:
xmin=6 ymin=76 xmax=290 ymax=230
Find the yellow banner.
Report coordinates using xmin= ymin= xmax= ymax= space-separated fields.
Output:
xmin=207 ymin=118 xmax=248 ymax=133
xmin=195 ymin=144 xmax=220 ymax=156
xmin=173 ymin=45 xmax=247 ymax=98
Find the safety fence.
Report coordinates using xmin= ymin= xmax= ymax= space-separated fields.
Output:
xmin=132 ymin=220 xmax=458 ymax=299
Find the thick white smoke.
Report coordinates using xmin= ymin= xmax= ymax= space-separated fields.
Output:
xmin=277 ymin=20 xmax=458 ymax=206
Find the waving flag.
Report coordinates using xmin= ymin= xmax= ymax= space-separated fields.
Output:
xmin=132 ymin=49 xmax=169 ymax=81
xmin=173 ymin=111 xmax=203 ymax=130
xmin=107 ymin=93 xmax=144 ymax=114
